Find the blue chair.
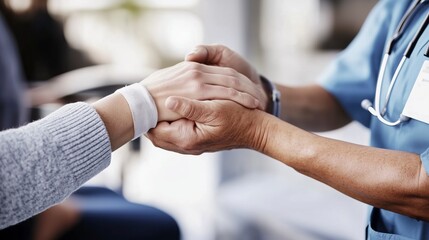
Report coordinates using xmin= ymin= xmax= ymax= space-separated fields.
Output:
xmin=60 ymin=187 xmax=180 ymax=240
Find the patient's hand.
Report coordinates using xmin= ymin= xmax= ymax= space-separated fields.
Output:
xmin=142 ymin=61 xmax=265 ymax=122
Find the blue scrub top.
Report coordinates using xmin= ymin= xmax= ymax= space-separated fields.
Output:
xmin=320 ymin=0 xmax=429 ymax=239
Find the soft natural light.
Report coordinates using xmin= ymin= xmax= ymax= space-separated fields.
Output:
xmin=141 ymin=11 xmax=203 ymax=60
xmin=5 ymin=0 xmax=32 ymax=13
xmin=48 ymin=0 xmax=120 ymax=15
xmin=136 ymin=0 xmax=198 ymax=8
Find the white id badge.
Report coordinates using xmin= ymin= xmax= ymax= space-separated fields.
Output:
xmin=403 ymin=60 xmax=429 ymax=125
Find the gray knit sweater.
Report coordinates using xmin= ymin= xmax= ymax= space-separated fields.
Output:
xmin=0 ymin=102 xmax=111 ymax=229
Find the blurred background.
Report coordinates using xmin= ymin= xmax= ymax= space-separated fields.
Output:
xmin=1 ymin=0 xmax=377 ymax=239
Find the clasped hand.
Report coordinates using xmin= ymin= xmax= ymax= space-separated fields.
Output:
xmin=143 ymin=60 xmax=265 ymax=121
xmin=145 ymin=45 xmax=270 ymax=154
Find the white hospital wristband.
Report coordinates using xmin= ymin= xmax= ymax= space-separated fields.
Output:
xmin=115 ymin=83 xmax=158 ymax=139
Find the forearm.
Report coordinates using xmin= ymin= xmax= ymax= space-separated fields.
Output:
xmin=257 ymin=112 xmax=429 ymax=220
xmin=0 ymin=103 xmax=111 ymax=229
xmin=149 ymin=96 xmax=428 ymax=219
xmin=276 ymin=84 xmax=351 ymax=132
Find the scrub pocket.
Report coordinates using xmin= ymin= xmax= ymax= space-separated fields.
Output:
xmin=367 ymin=209 xmax=414 ymax=240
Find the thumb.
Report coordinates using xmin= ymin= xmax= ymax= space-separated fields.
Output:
xmin=185 ymin=44 xmax=232 ymax=65
xmin=165 ymin=96 xmax=211 ymax=122
xmin=185 ymin=45 xmax=209 ymax=63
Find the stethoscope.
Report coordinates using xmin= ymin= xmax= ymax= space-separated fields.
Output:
xmin=361 ymin=0 xmax=429 ymax=126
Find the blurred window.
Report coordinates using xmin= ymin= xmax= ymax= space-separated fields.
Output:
xmin=47 ymin=0 xmax=203 ymax=70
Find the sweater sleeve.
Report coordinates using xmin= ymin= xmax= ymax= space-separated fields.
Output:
xmin=0 ymin=102 xmax=111 ymax=229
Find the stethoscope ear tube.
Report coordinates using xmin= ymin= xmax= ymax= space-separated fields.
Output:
xmin=405 ymin=11 xmax=429 ymax=58
xmin=386 ymin=0 xmax=421 ymax=54
xmin=361 ymin=1 xmax=428 ymax=127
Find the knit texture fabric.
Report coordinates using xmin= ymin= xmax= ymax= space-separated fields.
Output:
xmin=0 ymin=102 xmax=111 ymax=229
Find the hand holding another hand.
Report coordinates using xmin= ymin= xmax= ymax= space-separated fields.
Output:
xmin=186 ymin=44 xmax=269 ymax=111
xmin=147 ymin=96 xmax=271 ymax=155
xmin=143 ymin=61 xmax=265 ymax=122
xmin=146 ymin=45 xmax=274 ymax=155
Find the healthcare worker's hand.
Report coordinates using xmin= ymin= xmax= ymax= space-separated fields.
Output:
xmin=143 ymin=61 xmax=264 ymax=122
xmin=185 ymin=44 xmax=269 ymax=112
xmin=147 ymin=96 xmax=270 ymax=155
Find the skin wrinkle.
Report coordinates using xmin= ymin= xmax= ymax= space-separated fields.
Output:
xmin=260 ymin=119 xmax=277 ymax=155
xmin=415 ymin=162 xmax=429 ymax=219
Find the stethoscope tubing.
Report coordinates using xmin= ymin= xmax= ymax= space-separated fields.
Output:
xmin=362 ymin=0 xmax=429 ymax=126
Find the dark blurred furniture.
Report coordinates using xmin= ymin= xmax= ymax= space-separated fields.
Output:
xmin=0 ymin=0 xmax=93 ymax=82
xmin=61 ymin=187 xmax=180 ymax=240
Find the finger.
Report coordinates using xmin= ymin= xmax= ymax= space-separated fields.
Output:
xmin=179 ymin=67 xmax=260 ymax=98
xmin=201 ymin=85 xmax=259 ymax=109
xmin=165 ymin=96 xmax=212 ymax=122
xmin=185 ymin=45 xmax=210 ymax=63
xmin=143 ymin=62 xmax=255 ymax=95
xmin=185 ymin=44 xmax=232 ymax=65
xmin=148 ymin=120 xmax=190 ymax=138
xmin=147 ymin=132 xmax=180 ymax=153
xmin=179 ymin=65 xmax=265 ymax=109
xmin=178 ymin=62 xmax=245 ymax=79
xmin=150 ymin=61 xmax=248 ymax=84
xmin=197 ymin=73 xmax=262 ymax=104
xmin=194 ymin=65 xmax=253 ymax=84
xmin=147 ymin=120 xmax=203 ymax=155
xmin=147 ymin=122 xmax=182 ymax=145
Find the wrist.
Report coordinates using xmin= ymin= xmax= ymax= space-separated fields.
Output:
xmin=115 ymin=83 xmax=158 ymax=139
xmin=93 ymin=93 xmax=134 ymax=150
xmin=144 ymin=84 xmax=162 ymax=120
xmin=245 ymin=110 xmax=276 ymax=152
xmin=260 ymin=75 xmax=281 ymax=117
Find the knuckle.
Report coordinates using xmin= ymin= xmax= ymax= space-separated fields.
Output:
xmin=227 ymin=88 xmax=239 ymax=97
xmin=229 ymin=77 xmax=240 ymax=88
xmin=188 ymin=69 xmax=202 ymax=79
xmin=185 ymin=62 xmax=200 ymax=70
